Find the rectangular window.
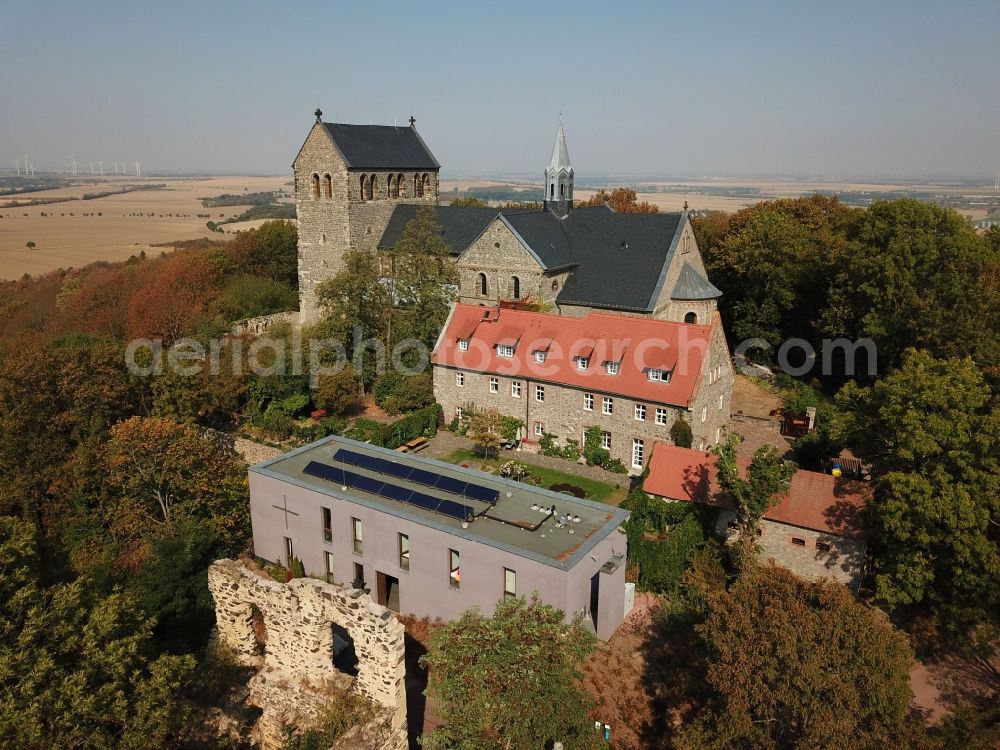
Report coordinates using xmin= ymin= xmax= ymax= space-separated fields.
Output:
xmin=324 ymin=551 xmax=335 ymax=583
xmin=535 ymin=350 xmax=546 ymax=364
xmin=655 ymin=408 xmax=667 ymax=425
xmin=511 ymin=381 xmax=521 ymax=398
xmin=352 ymin=517 xmax=363 ymax=555
xmin=601 ymin=431 xmax=611 ymax=450
xmin=648 ymin=368 xmax=663 ymax=381
xmin=458 ymin=338 xmax=469 ymax=351
xmin=584 ymin=393 xmax=594 ymax=411
xmin=816 ymin=540 xmax=831 ymax=553
xmin=632 ymin=439 xmax=644 ymax=469
xmin=577 ymin=356 xmax=589 ymax=370
xmin=534 ymin=421 xmax=544 ymax=436
xmin=353 ymin=562 xmax=365 ymax=587
xmin=791 ymin=537 xmax=806 ymax=546
xmin=535 ymin=385 xmax=545 ymax=402
xmin=456 ymin=372 xmax=465 ymax=387
xmin=603 ymin=397 xmax=613 ymax=415
xmin=634 ymin=404 xmax=646 ymax=421
xmin=455 ymin=406 xmax=463 ymax=420
xmin=284 ymin=536 xmax=294 ymax=568
xmin=497 ymin=344 xmax=514 ymax=358
xmin=719 ymin=394 xmax=724 ymax=410
xmin=490 ymin=377 xmax=499 ymax=393
xmin=449 ymin=549 xmax=460 ymax=589
xmin=504 ymin=568 xmax=516 ymax=600
xmin=605 ymin=361 xmax=619 ymax=375
xmin=701 ymin=407 xmax=707 ymax=423
xmin=322 ymin=507 xmax=332 ymax=542
xmin=399 ymin=533 xmax=410 ymax=571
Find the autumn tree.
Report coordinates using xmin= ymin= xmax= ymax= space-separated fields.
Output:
xmin=834 ymin=349 xmax=999 ymax=637
xmin=467 ymin=407 xmax=506 ymax=457
xmin=126 ymin=253 xmax=222 ymax=343
xmin=449 ymin=196 xmax=489 ymax=207
xmin=225 ymin=219 xmax=298 ymax=287
xmin=420 ymin=595 xmax=600 ymax=750
xmin=0 ymin=517 xmax=194 ymax=749
xmin=678 ymin=566 xmax=924 ymax=750
xmin=580 ymin=187 xmax=659 ymax=213
xmin=314 ymin=365 xmax=364 ymax=416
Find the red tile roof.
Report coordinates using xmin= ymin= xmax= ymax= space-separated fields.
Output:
xmin=643 ymin=443 xmax=869 ymax=538
xmin=434 ymin=304 xmax=716 ymax=406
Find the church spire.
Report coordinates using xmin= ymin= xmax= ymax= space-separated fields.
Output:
xmin=544 ymin=118 xmax=574 ymax=218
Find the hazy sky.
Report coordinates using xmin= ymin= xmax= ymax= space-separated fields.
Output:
xmin=2 ymin=0 xmax=998 ymax=178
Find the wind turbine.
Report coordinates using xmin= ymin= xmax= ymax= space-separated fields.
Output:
xmin=15 ymin=158 xmax=21 ymax=177
xmin=70 ymin=154 xmax=78 ymax=176
xmin=995 ymin=173 xmax=999 ymax=192
xmin=135 ymin=161 xmax=141 ymax=177
xmin=90 ymin=160 xmax=94 ymax=175
xmin=98 ymin=161 xmax=104 ymax=177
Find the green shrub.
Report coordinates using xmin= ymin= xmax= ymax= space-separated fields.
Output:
xmin=670 ymin=416 xmax=693 ymax=448
xmin=632 ymin=515 xmax=704 ymax=593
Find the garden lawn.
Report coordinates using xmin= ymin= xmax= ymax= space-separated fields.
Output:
xmin=443 ymin=449 xmax=627 ymax=505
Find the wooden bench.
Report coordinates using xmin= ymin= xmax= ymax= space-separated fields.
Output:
xmin=405 ymin=436 xmax=429 ymax=452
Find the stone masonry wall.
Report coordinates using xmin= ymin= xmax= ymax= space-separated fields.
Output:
xmin=714 ymin=511 xmax=866 ymax=588
xmin=208 ymin=559 xmax=407 ymax=750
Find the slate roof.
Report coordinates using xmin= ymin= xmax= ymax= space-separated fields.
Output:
xmin=377 ymin=205 xmax=497 ymax=254
xmin=379 ymin=204 xmax=693 ymax=313
xmin=434 ymin=304 xmax=713 ymax=407
xmin=321 ymin=123 xmax=440 ymax=170
xmin=671 ymin=262 xmax=722 ymax=300
xmin=643 ymin=443 xmax=869 ymax=538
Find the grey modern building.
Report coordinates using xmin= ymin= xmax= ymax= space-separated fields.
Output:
xmin=250 ymin=436 xmax=631 ymax=640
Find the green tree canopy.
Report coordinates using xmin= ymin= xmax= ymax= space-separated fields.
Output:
xmin=679 ymin=566 xmax=923 ymax=750
xmin=0 ymin=517 xmax=194 ymax=749
xmin=420 ymin=595 xmax=600 ymax=750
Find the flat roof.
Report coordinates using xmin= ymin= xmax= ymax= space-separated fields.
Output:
xmin=252 ymin=435 xmax=630 ymax=570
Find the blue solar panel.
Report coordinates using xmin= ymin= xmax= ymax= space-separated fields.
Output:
xmin=435 ymin=475 xmax=468 ymax=496
xmin=464 ymin=483 xmax=500 ymax=504
xmin=408 ymin=467 xmax=439 ymax=487
xmin=437 ymin=498 xmax=475 ymax=521
xmin=382 ymin=462 xmax=414 ymax=481
xmin=379 ymin=482 xmax=413 ymax=503
xmin=332 ymin=449 xmax=364 ymax=467
xmin=303 ymin=461 xmax=346 ymax=485
xmin=408 ymin=491 xmax=442 ymax=513
xmin=350 ymin=474 xmax=384 ymax=495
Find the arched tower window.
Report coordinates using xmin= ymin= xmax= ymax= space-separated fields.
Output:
xmin=388 ymin=174 xmax=397 ymax=199
xmin=684 ymin=311 xmax=698 ymax=324
xmin=360 ymin=174 xmax=369 ymax=200
xmin=421 ymin=173 xmax=430 ymax=196
xmin=323 ymin=173 xmax=332 ymax=199
xmin=512 ymin=276 xmax=521 ymax=299
xmin=414 ymin=174 xmax=422 ymax=198
xmin=550 ymin=184 xmax=555 ymax=198
xmin=370 ymin=174 xmax=379 ymax=199
xmin=478 ymin=273 xmax=488 ymax=296
xmin=397 ymin=173 xmax=405 ymax=197
xmin=311 ymin=173 xmax=320 ymax=199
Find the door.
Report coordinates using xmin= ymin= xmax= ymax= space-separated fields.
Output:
xmin=589 ymin=571 xmax=600 ymax=629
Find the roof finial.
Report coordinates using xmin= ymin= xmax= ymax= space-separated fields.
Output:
xmin=683 ymin=200 xmax=689 ymax=212
xmin=314 ymin=108 xmax=323 ymax=122
xmin=409 ymin=115 xmax=416 ymax=127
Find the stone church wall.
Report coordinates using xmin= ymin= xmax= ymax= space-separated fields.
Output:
xmin=208 ymin=559 xmax=407 ymax=750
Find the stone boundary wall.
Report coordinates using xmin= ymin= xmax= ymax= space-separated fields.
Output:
xmin=231 ymin=311 xmax=298 ymax=337
xmin=208 ymin=559 xmax=407 ymax=750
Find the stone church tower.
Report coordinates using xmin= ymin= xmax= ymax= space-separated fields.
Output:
xmin=543 ymin=121 xmax=573 ymax=218
xmin=293 ymin=110 xmax=440 ymax=324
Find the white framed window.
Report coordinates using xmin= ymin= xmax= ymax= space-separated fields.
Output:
xmin=490 ymin=377 xmax=499 ymax=393
xmin=634 ymin=404 xmax=646 ymax=421
xmin=534 ymin=350 xmax=546 ymax=363
xmin=632 ymin=439 xmax=645 ymax=469
xmin=534 ymin=421 xmax=544 ymax=436
xmin=511 ymin=381 xmax=521 ymax=398
xmin=504 ymin=568 xmax=516 ymax=600
xmin=715 ymin=427 xmax=721 ymax=444
xmin=603 ymin=397 xmax=613 ymax=415
xmin=399 ymin=533 xmax=410 ymax=571
xmin=701 ymin=406 xmax=707 ymax=423
xmin=655 ymin=408 xmax=667 ymax=425
xmin=455 ymin=406 xmax=463 ymax=420
xmin=577 ymin=356 xmax=589 ymax=370
xmin=584 ymin=393 xmax=594 ymax=411
xmin=456 ymin=372 xmax=465 ymax=387
xmin=324 ymin=551 xmax=335 ymax=583
xmin=352 ymin=518 xmax=363 ymax=555
xmin=449 ymin=549 xmax=460 ymax=589
xmin=718 ymin=394 xmax=724 ymax=410
xmin=605 ymin=361 xmax=619 ymax=375
xmin=535 ymin=385 xmax=545 ymax=402
xmin=601 ymin=431 xmax=611 ymax=450
xmin=648 ymin=368 xmax=670 ymax=382
xmin=458 ymin=338 xmax=469 ymax=351
xmin=497 ymin=344 xmax=514 ymax=358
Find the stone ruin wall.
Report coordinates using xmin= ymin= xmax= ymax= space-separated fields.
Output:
xmin=208 ymin=559 xmax=408 ymax=750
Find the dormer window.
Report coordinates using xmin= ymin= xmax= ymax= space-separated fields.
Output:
xmin=458 ymin=338 xmax=469 ymax=351
xmin=535 ymin=350 xmax=546 ymax=364
xmin=647 ymin=368 xmax=671 ymax=383
xmin=605 ymin=361 xmax=620 ymax=375
xmin=498 ymin=344 xmax=515 ymax=358
xmin=576 ymin=356 xmax=589 ymax=370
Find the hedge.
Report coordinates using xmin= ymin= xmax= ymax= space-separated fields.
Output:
xmin=631 ymin=515 xmax=704 ymax=594
xmin=346 ymin=404 xmax=441 ymax=449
